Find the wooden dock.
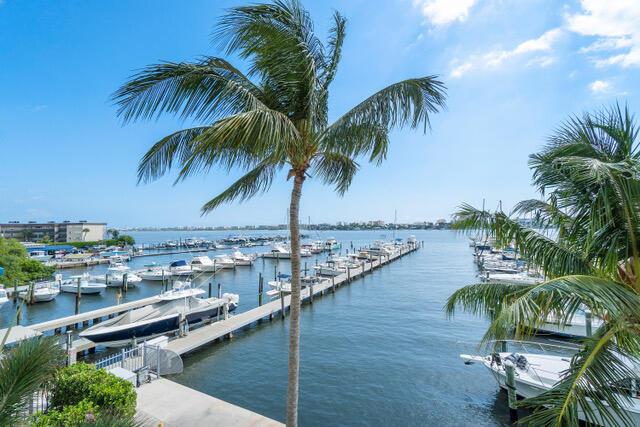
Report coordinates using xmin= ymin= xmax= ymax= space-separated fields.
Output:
xmin=166 ymin=243 xmax=418 ymax=356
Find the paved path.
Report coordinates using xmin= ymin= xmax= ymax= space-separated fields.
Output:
xmin=136 ymin=378 xmax=283 ymax=427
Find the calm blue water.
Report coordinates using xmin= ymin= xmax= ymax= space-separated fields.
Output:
xmin=1 ymin=230 xmax=510 ymax=426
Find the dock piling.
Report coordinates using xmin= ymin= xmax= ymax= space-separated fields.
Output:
xmin=13 ymin=280 xmax=18 ymax=303
xmin=504 ymin=361 xmax=519 ymax=423
xmin=208 ymin=282 xmax=212 ymax=298
xmin=280 ymin=291 xmax=285 ymax=319
xmin=123 ymin=273 xmax=128 ymax=293
xmin=75 ymin=277 xmax=81 ymax=315
xmin=258 ymin=273 xmax=263 ymax=307
xmin=585 ymin=309 xmax=593 ymax=337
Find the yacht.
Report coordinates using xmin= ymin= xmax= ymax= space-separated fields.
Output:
xmin=232 ymin=250 xmax=255 ymax=266
xmin=80 ymin=282 xmax=239 ymax=347
xmin=314 ymin=256 xmax=358 ymax=276
xmin=190 ymin=256 xmax=222 ymax=272
xmin=169 ymin=260 xmax=193 ymax=278
xmin=93 ymin=264 xmax=142 ymax=287
xmin=61 ymin=274 xmax=106 ymax=295
xmin=19 ymin=282 xmax=60 ymax=303
xmin=214 ymin=254 xmax=236 ymax=269
xmin=461 ymin=345 xmax=640 ymax=426
xmin=262 ymin=243 xmax=311 ymax=259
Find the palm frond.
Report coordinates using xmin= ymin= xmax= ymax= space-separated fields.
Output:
xmin=311 ymin=151 xmax=359 ymax=195
xmin=318 ymin=122 xmax=389 ymax=164
xmin=175 ymin=108 xmax=299 ymax=182
xmin=521 ymin=319 xmax=640 ymax=427
xmin=0 ymin=337 xmax=64 ymax=425
xmin=321 ymin=11 xmax=346 ymax=91
xmin=113 ymin=57 xmax=264 ymax=123
xmin=201 ymin=158 xmax=282 ymax=214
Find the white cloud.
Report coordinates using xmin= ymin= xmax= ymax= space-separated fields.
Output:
xmin=450 ymin=29 xmax=562 ymax=77
xmin=589 ymin=79 xmax=611 ymax=93
xmin=413 ymin=0 xmax=478 ymax=26
xmin=567 ymin=0 xmax=640 ymax=68
xmin=450 ymin=62 xmax=473 ymax=78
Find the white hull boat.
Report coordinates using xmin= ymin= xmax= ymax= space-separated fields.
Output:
xmin=61 ymin=275 xmax=106 ymax=294
xmin=232 ymin=250 xmax=255 ymax=266
xmin=169 ymin=260 xmax=193 ymax=278
xmin=94 ymin=264 xmax=142 ymax=287
xmin=80 ymin=283 xmax=239 ymax=347
xmin=137 ymin=265 xmax=172 ymax=282
xmin=190 ymin=256 xmax=222 ymax=273
xmin=462 ymin=349 xmax=640 ymax=426
xmin=214 ymin=255 xmax=236 ymax=269
xmin=0 ymin=287 xmax=8 ymax=308
xmin=19 ymin=283 xmax=60 ymax=302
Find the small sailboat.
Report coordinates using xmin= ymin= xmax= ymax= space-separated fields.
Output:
xmin=61 ymin=274 xmax=107 ymax=295
xmin=80 ymin=282 xmax=239 ymax=347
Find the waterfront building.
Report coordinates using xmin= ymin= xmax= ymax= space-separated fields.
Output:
xmin=0 ymin=221 xmax=106 ymax=243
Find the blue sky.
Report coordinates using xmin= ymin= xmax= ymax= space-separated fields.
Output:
xmin=1 ymin=0 xmax=639 ymax=227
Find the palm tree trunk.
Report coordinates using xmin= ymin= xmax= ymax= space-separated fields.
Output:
xmin=286 ymin=172 xmax=304 ymax=427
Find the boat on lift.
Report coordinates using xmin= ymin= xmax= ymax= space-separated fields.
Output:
xmin=79 ymin=281 xmax=239 ymax=347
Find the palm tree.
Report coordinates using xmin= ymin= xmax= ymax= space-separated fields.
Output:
xmin=113 ymin=1 xmax=446 ymax=424
xmin=0 ymin=337 xmax=64 ymax=425
xmin=447 ymin=104 xmax=640 ymax=426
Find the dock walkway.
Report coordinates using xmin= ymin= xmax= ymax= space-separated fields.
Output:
xmin=166 ymin=244 xmax=417 ymax=356
xmin=136 ymin=378 xmax=283 ymax=427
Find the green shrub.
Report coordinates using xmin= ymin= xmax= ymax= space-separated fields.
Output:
xmin=49 ymin=363 xmax=136 ymax=418
xmin=31 ymin=400 xmax=98 ymax=427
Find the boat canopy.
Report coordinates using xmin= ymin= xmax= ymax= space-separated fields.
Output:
xmin=170 ymin=260 xmax=188 ymax=267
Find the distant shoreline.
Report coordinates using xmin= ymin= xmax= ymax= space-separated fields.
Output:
xmin=122 ymin=224 xmax=453 ymax=232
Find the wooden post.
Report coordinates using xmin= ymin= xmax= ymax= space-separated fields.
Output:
xmin=280 ymin=290 xmax=285 ymax=319
xmin=347 ymin=267 xmax=351 ymax=283
xmin=28 ymin=281 xmax=35 ymax=305
xmin=208 ymin=282 xmax=212 ymax=298
xmin=217 ymin=283 xmax=222 ymax=299
xmin=585 ymin=309 xmax=593 ymax=337
xmin=13 ymin=280 xmax=18 ymax=303
xmin=75 ymin=277 xmax=81 ymax=315
xmin=161 ymin=269 xmax=165 ymax=291
xmin=105 ymin=273 xmax=109 ymax=287
xmin=258 ymin=273 xmax=263 ymax=306
xmin=504 ymin=361 xmax=519 ymax=423
xmin=304 ymin=262 xmax=307 ymax=276
xmin=331 ymin=276 xmax=336 ymax=293
xmin=66 ymin=331 xmax=74 ymax=366
xmin=123 ymin=273 xmax=128 ymax=293
xmin=15 ymin=304 xmax=21 ymax=325
xmin=309 ymin=281 xmax=314 ymax=304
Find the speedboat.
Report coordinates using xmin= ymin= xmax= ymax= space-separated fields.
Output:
xmin=19 ymin=282 xmax=60 ymax=303
xmin=0 ymin=286 xmax=8 ymax=308
xmin=190 ymin=256 xmax=222 ymax=272
xmin=137 ymin=264 xmax=171 ymax=282
xmin=324 ymin=238 xmax=341 ymax=251
xmin=61 ymin=274 xmax=106 ymax=294
xmin=80 ymin=282 xmax=240 ymax=347
xmin=232 ymin=250 xmax=255 ymax=266
xmin=169 ymin=260 xmax=192 ymax=277
xmin=485 ymin=272 xmax=543 ymax=285
xmin=461 ymin=346 xmax=640 ymax=426
xmin=93 ymin=264 xmax=142 ymax=287
xmin=213 ymin=255 xmax=236 ymax=269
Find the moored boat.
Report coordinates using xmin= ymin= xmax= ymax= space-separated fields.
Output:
xmin=61 ymin=274 xmax=107 ymax=294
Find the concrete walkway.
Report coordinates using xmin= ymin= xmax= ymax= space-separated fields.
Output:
xmin=136 ymin=378 xmax=284 ymax=427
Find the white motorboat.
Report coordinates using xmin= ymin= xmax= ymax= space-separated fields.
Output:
xmin=61 ymin=274 xmax=106 ymax=294
xmin=486 ymin=272 xmax=543 ymax=285
xmin=0 ymin=286 xmax=8 ymax=308
xmin=538 ymin=309 xmax=605 ymax=338
xmin=214 ymin=255 xmax=236 ymax=269
xmin=461 ymin=347 xmax=640 ymax=426
xmin=19 ymin=282 xmax=60 ymax=303
xmin=80 ymin=282 xmax=239 ymax=347
xmin=313 ymin=256 xmax=358 ymax=277
xmin=262 ymin=243 xmax=311 ymax=259
xmin=169 ymin=260 xmax=193 ymax=277
xmin=94 ymin=264 xmax=142 ymax=287
xmin=190 ymin=256 xmax=223 ymax=272
xmin=232 ymin=250 xmax=255 ymax=266
xmin=137 ymin=264 xmax=172 ymax=282
xmin=407 ymin=235 xmax=417 ymax=245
